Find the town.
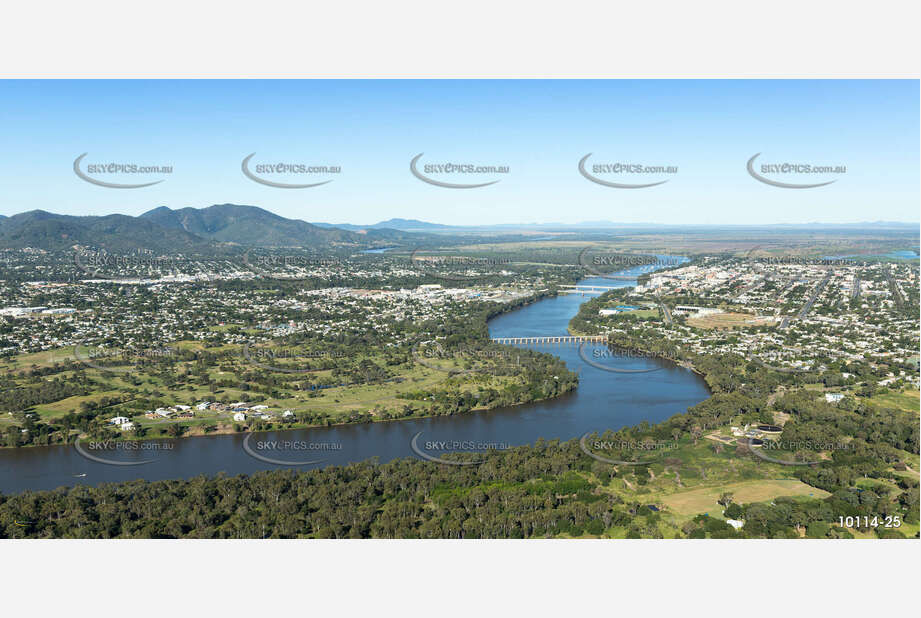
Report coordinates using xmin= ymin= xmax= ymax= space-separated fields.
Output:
xmin=582 ymin=255 xmax=919 ymax=390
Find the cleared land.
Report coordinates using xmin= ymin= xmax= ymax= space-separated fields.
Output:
xmin=868 ymin=389 xmax=920 ymax=414
xmin=687 ymin=312 xmax=776 ymax=329
xmin=660 ymin=479 xmax=830 ymax=517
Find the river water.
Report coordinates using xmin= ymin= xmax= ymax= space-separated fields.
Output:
xmin=0 ymin=259 xmax=710 ymax=494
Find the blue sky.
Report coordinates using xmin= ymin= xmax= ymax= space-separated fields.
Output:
xmin=0 ymin=80 xmax=917 ymax=225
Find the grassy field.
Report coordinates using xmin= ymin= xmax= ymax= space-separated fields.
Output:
xmin=660 ymin=479 xmax=830 ymax=517
xmin=605 ymin=308 xmax=659 ymax=319
xmin=687 ymin=312 xmax=776 ymax=330
xmin=31 ymin=391 xmax=127 ymax=419
xmin=579 ymin=429 xmax=834 ymax=534
xmin=869 ymin=389 xmax=919 ymax=414
xmin=0 ymin=347 xmax=79 ymax=371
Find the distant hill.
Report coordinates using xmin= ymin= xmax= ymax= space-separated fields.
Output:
xmin=372 ymin=218 xmax=452 ymax=231
xmin=313 ymin=218 xmax=455 ymax=232
xmin=315 ymin=218 xmax=920 ymax=232
xmin=141 ymin=204 xmax=362 ymax=247
xmin=0 ymin=210 xmax=216 ymax=253
xmin=0 ymin=205 xmax=436 ymax=253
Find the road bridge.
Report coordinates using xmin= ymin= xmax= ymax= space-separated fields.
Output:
xmin=491 ymin=335 xmax=608 ymax=345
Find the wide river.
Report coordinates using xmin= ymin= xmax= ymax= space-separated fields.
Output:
xmin=0 ymin=259 xmax=711 ymax=494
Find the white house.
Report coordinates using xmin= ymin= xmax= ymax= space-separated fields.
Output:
xmin=282 ymin=410 xmax=294 ymax=418
xmin=110 ymin=416 xmax=130 ymax=426
xmin=251 ymin=404 xmax=269 ymax=411
xmin=825 ymin=393 xmax=844 ymax=404
xmin=175 ymin=405 xmax=191 ymax=411
xmin=196 ymin=402 xmax=211 ymax=411
xmin=119 ymin=422 xmax=136 ymax=431
xmin=233 ymin=412 xmax=247 ymax=422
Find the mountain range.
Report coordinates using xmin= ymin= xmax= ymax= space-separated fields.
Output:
xmin=1 ymin=205 xmax=916 ymax=253
xmin=0 ymin=205 xmax=421 ymax=252
xmin=0 ymin=210 xmax=216 ymax=253
xmin=140 ymin=204 xmax=361 ymax=247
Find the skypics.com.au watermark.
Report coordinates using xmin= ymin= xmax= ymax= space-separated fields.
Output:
xmin=242 ymin=433 xmax=341 ymax=465
xmin=410 ymin=153 xmax=508 ymax=188
xmin=242 ymin=342 xmax=347 ymax=374
xmin=84 ymin=440 xmax=174 ymax=452
xmin=73 ymin=153 xmax=172 ymax=189
xmin=410 ymin=431 xmax=511 ymax=465
xmin=578 ymin=153 xmax=677 ymax=189
xmin=747 ymin=438 xmax=855 ymax=466
xmin=743 ymin=245 xmax=858 ymax=267
xmin=409 ymin=248 xmax=513 ymax=283
xmin=74 ymin=437 xmax=173 ymax=466
xmin=75 ymin=341 xmax=177 ymax=374
xmin=73 ymin=250 xmax=183 ymax=280
xmin=241 ymin=153 xmax=341 ymax=189
xmin=413 ymin=342 xmax=539 ymax=376
xmin=579 ymin=433 xmax=679 ymax=465
xmin=748 ymin=256 xmax=858 ymax=267
xmin=243 ymin=251 xmax=343 ymax=281
xmin=746 ymin=153 xmax=845 ymax=189
xmin=576 ymin=248 xmax=685 ymax=280
xmin=577 ymin=343 xmax=670 ymax=375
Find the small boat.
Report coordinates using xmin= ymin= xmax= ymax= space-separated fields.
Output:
xmin=73 ymin=473 xmax=87 ymax=478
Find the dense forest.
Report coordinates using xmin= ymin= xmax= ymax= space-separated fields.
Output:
xmin=2 ymin=385 xmax=917 ymax=538
xmin=2 ymin=430 xmax=916 ymax=538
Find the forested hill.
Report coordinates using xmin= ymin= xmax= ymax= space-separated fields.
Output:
xmin=140 ymin=204 xmax=360 ymax=247
xmin=0 ymin=210 xmax=217 ymax=253
xmin=0 ymin=205 xmax=427 ymax=252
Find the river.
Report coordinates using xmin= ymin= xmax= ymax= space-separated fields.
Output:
xmin=0 ymin=258 xmax=710 ymax=494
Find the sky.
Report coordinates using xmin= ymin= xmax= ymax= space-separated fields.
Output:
xmin=0 ymin=80 xmax=917 ymax=225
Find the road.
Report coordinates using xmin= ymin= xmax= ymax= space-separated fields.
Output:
xmin=779 ymin=273 xmax=830 ymax=330
xmin=658 ymin=297 xmax=673 ymax=325
xmin=796 ymin=273 xmax=830 ymax=320
xmin=887 ymin=269 xmax=903 ymax=309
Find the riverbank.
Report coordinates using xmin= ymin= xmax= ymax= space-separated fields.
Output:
xmin=0 ymin=258 xmax=713 ymax=495
xmin=0 ymin=289 xmax=578 ymax=451
xmin=14 ymin=375 xmax=581 ymax=450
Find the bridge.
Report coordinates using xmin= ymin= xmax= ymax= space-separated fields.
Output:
xmin=491 ymin=335 xmax=608 ymax=345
